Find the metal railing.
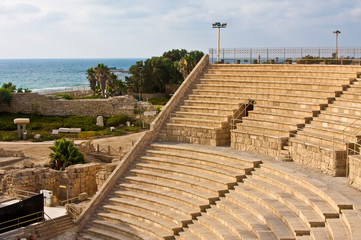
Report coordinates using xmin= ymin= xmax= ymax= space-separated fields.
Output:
xmin=209 ymin=47 xmax=361 ymax=64
xmin=230 ymin=100 xmax=254 ymax=130
xmin=96 ymin=144 xmax=121 ymax=156
xmin=66 ymin=204 xmax=82 ymax=220
xmin=0 ymin=211 xmax=43 ymax=233
xmin=12 ymin=189 xmax=38 ymax=199
xmin=58 ymin=196 xmax=79 ymax=206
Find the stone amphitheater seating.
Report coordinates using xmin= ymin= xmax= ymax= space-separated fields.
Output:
xmin=76 ymin=57 xmax=361 ymax=240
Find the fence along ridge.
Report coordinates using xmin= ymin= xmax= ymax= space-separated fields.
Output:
xmin=209 ymin=47 xmax=361 ymax=63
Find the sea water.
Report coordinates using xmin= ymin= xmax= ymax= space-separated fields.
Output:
xmin=0 ymin=58 xmax=144 ymax=94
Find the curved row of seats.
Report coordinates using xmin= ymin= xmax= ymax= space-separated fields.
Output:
xmin=78 ymin=143 xmax=361 ymax=240
xmin=78 ymin=143 xmax=260 ymax=240
xmin=177 ymin=163 xmax=360 ymax=240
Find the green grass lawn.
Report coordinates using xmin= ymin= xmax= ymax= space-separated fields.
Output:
xmin=0 ymin=112 xmax=143 ymax=141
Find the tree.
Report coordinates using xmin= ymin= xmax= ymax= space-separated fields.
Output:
xmin=1 ymin=82 xmax=16 ymax=92
xmin=177 ymin=54 xmax=196 ymax=79
xmin=86 ymin=63 xmax=120 ymax=98
xmin=49 ymin=138 xmax=85 ymax=170
xmin=126 ymin=49 xmax=204 ymax=95
xmin=94 ymin=63 xmax=110 ymax=98
xmin=0 ymin=82 xmax=16 ymax=106
xmin=86 ymin=67 xmax=97 ymax=94
xmin=162 ymin=49 xmax=188 ymax=62
xmin=0 ymin=88 xmax=13 ymax=106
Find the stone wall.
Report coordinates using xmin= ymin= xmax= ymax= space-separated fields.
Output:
xmin=96 ymin=163 xmax=118 ymax=189
xmin=0 ymin=163 xmax=102 ymax=200
xmin=48 ymin=90 xmax=93 ymax=98
xmin=0 ymin=93 xmax=155 ymax=120
xmin=0 ymin=148 xmax=25 ymax=158
xmin=231 ymin=131 xmax=286 ymax=158
xmin=348 ymin=155 xmax=361 ymax=190
xmin=289 ymin=141 xmax=347 ymax=176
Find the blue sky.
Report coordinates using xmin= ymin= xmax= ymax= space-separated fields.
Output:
xmin=0 ymin=0 xmax=360 ymax=58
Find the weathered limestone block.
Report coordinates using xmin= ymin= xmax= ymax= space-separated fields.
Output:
xmin=96 ymin=116 xmax=104 ymax=127
xmin=231 ymin=131 xmax=284 ymax=158
xmin=289 ymin=141 xmax=346 ymax=176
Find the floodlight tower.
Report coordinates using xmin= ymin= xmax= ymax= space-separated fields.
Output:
xmin=333 ymin=30 xmax=341 ymax=59
xmin=212 ymin=22 xmax=227 ymax=62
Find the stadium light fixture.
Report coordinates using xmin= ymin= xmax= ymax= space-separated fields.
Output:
xmin=212 ymin=22 xmax=227 ymax=62
xmin=333 ymin=30 xmax=341 ymax=59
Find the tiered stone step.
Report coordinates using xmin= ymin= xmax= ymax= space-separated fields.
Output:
xmin=192 ymin=89 xmax=333 ymax=104
xmin=179 ymin=105 xmax=236 ymax=115
xmin=208 ymin=63 xmax=361 ymax=72
xmin=255 ymin=99 xmax=326 ymax=111
xmin=253 ymin=105 xmax=319 ymax=118
xmin=238 ymin=163 xmax=355 ymax=239
xmin=188 ymin=94 xmax=248 ymax=103
xmin=80 ymin=143 xmax=260 ymax=240
xmin=195 ymin=84 xmax=341 ymax=98
xmin=203 ymin=69 xmax=357 ymax=79
xmin=201 ymin=75 xmax=354 ymax=85
xmin=199 ymin=79 xmax=347 ymax=91
xmin=178 ymin=161 xmax=359 ymax=240
xmin=289 ymin=79 xmax=361 ymax=175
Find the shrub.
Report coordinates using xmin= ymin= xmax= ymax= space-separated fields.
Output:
xmin=28 ymin=122 xmax=43 ymax=130
xmin=123 ymin=126 xmax=141 ymax=132
xmin=147 ymin=96 xmax=171 ymax=105
xmin=77 ymin=95 xmax=102 ymax=100
xmin=133 ymin=108 xmax=145 ymax=115
xmin=49 ymin=138 xmax=85 ymax=170
xmin=63 ymin=116 xmax=97 ymax=131
xmin=0 ymin=121 xmax=17 ymax=131
xmin=0 ymin=132 xmax=17 ymax=141
xmin=78 ymin=131 xmax=96 ymax=139
xmin=0 ymin=88 xmax=13 ymax=106
xmin=114 ymin=129 xmax=125 ymax=136
xmin=106 ymin=114 xmax=132 ymax=127
xmin=56 ymin=94 xmax=73 ymax=100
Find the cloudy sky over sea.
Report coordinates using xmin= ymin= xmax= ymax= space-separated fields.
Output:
xmin=0 ymin=0 xmax=360 ymax=59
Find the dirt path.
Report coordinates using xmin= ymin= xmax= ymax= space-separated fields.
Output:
xmin=0 ymin=131 xmax=145 ymax=166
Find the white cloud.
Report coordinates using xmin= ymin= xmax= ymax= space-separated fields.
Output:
xmin=0 ymin=0 xmax=360 ymax=58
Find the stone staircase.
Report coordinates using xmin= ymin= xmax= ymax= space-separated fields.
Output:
xmin=40 ymin=215 xmax=75 ymax=240
xmin=289 ymin=77 xmax=361 ymax=176
xmin=227 ymin=64 xmax=360 ymax=161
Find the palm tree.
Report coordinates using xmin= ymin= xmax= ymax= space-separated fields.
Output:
xmin=49 ymin=138 xmax=85 ymax=170
xmin=177 ymin=55 xmax=196 ymax=79
xmin=86 ymin=67 xmax=97 ymax=95
xmin=94 ymin=63 xmax=110 ymax=98
xmin=107 ymin=72 xmax=118 ymax=96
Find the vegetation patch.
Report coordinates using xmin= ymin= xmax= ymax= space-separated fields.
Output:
xmin=147 ymin=96 xmax=171 ymax=105
xmin=0 ymin=112 xmax=143 ymax=142
xmin=49 ymin=138 xmax=85 ymax=170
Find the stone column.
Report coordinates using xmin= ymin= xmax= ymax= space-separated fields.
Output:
xmin=17 ymin=124 xmax=21 ymax=139
xmin=14 ymin=118 xmax=30 ymax=140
